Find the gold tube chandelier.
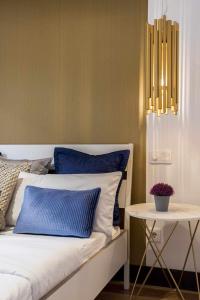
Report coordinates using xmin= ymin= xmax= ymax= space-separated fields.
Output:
xmin=146 ymin=15 xmax=179 ymax=116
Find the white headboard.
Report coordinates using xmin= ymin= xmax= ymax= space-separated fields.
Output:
xmin=0 ymin=144 xmax=133 ymax=208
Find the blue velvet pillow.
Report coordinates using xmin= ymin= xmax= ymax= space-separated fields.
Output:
xmin=14 ymin=185 xmax=101 ymax=238
xmin=54 ymin=148 xmax=130 ymax=226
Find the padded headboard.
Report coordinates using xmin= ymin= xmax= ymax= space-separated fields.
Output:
xmin=0 ymin=144 xmax=133 ymax=208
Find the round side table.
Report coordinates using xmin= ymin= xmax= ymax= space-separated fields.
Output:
xmin=126 ymin=203 xmax=200 ymax=300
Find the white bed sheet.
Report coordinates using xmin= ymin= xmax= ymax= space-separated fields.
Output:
xmin=0 ymin=230 xmax=109 ymax=300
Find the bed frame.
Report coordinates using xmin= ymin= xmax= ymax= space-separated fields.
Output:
xmin=0 ymin=144 xmax=133 ymax=300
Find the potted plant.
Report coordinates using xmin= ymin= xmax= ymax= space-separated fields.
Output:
xmin=150 ymin=183 xmax=174 ymax=212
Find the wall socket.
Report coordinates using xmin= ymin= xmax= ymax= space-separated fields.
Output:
xmin=149 ymin=228 xmax=161 ymax=243
xmin=149 ymin=150 xmax=172 ymax=164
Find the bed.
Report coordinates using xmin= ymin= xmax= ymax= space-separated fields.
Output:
xmin=0 ymin=144 xmax=133 ymax=300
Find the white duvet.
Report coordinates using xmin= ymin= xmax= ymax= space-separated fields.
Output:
xmin=0 ymin=230 xmax=107 ymax=300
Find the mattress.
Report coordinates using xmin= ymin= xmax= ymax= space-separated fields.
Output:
xmin=0 ymin=228 xmax=117 ymax=300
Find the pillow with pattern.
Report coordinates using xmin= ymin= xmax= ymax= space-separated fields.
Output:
xmin=0 ymin=157 xmax=52 ymax=175
xmin=0 ymin=208 xmax=5 ymax=230
xmin=0 ymin=162 xmax=30 ymax=229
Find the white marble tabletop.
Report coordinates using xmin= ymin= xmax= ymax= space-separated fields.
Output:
xmin=126 ymin=203 xmax=200 ymax=221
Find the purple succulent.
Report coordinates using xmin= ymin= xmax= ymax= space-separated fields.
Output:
xmin=150 ymin=183 xmax=174 ymax=197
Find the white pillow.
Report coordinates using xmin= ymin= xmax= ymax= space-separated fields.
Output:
xmin=6 ymin=171 xmax=121 ymax=237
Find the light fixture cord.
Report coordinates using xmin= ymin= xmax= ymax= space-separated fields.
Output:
xmin=162 ymin=0 xmax=168 ymax=17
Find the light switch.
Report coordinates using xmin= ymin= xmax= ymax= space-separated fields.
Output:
xmin=149 ymin=150 xmax=172 ymax=164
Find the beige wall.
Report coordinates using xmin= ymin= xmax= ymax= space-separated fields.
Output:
xmin=0 ymin=0 xmax=147 ymax=264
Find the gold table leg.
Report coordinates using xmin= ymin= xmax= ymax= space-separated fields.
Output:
xmin=178 ymin=220 xmax=200 ymax=289
xmin=130 ymin=219 xmax=200 ymax=300
xmin=188 ymin=221 xmax=200 ymax=300
xmin=145 ymin=223 xmax=184 ymax=300
xmin=130 ymin=221 xmax=185 ymax=300
xmin=129 ymin=220 xmax=156 ymax=300
xmin=142 ymin=223 xmax=172 ymax=289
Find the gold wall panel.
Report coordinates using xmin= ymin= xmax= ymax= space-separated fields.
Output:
xmin=0 ymin=0 xmax=147 ymax=264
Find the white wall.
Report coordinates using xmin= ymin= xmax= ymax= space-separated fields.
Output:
xmin=147 ymin=0 xmax=200 ymax=271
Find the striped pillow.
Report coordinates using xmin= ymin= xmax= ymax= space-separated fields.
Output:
xmin=14 ymin=185 xmax=101 ymax=238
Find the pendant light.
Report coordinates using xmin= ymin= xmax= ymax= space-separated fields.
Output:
xmin=146 ymin=3 xmax=179 ymax=116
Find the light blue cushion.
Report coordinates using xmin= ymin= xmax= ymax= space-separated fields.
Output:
xmin=14 ymin=185 xmax=101 ymax=238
